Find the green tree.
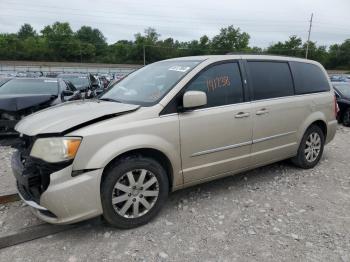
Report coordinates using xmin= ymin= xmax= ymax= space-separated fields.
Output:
xmin=76 ymin=26 xmax=107 ymax=58
xmin=107 ymin=40 xmax=133 ymax=64
xmin=133 ymin=27 xmax=162 ymax=64
xmin=1 ymin=22 xmax=349 ymax=69
xmin=327 ymin=40 xmax=350 ymax=69
xmin=41 ymin=22 xmax=80 ymax=61
xmin=211 ymin=26 xmax=250 ymax=53
xmin=267 ymin=35 xmax=303 ymax=57
xmin=18 ymin=24 xmax=36 ymax=39
xmin=302 ymin=41 xmax=328 ymax=65
xmin=0 ymin=34 xmax=20 ymax=60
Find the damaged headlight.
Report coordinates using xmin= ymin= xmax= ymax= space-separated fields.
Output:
xmin=30 ymin=137 xmax=82 ymax=163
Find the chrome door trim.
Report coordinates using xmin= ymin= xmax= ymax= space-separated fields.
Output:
xmin=252 ymin=131 xmax=296 ymax=144
xmin=248 ymin=91 xmax=331 ymax=104
xmin=191 ymin=141 xmax=252 ymax=157
xmin=159 ymin=102 xmax=251 ymax=117
xmin=191 ymin=131 xmax=296 ymax=157
xmin=159 ymin=113 xmax=178 ymax=118
xmin=193 ymin=101 xmax=251 ymax=113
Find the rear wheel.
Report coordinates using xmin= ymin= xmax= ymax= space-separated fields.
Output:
xmin=292 ymin=125 xmax=325 ymax=169
xmin=101 ymin=156 xmax=169 ymax=229
xmin=342 ymin=108 xmax=350 ymax=127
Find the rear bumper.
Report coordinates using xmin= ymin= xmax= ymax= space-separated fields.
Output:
xmin=326 ymin=119 xmax=337 ymax=144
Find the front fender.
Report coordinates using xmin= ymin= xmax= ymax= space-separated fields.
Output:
xmin=73 ymin=134 xmax=182 ymax=187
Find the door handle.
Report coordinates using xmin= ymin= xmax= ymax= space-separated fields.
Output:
xmin=256 ymin=108 xmax=269 ymax=115
xmin=235 ymin=112 xmax=250 ymax=118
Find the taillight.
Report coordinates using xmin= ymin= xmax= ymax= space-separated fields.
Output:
xmin=334 ymin=95 xmax=339 ymax=118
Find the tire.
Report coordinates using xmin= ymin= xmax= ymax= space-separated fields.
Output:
xmin=101 ymin=156 xmax=169 ymax=229
xmin=342 ymin=108 xmax=350 ymax=127
xmin=291 ymin=125 xmax=325 ymax=169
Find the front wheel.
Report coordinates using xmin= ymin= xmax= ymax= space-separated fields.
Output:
xmin=292 ymin=125 xmax=325 ymax=169
xmin=101 ymin=156 xmax=169 ymax=229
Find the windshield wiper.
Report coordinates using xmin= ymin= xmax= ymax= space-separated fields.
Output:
xmin=99 ymin=97 xmax=123 ymax=103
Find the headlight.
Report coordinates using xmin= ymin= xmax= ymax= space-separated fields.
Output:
xmin=30 ymin=137 xmax=82 ymax=163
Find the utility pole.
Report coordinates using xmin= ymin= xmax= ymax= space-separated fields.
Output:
xmin=305 ymin=13 xmax=313 ymax=59
xmin=143 ymin=45 xmax=146 ymax=66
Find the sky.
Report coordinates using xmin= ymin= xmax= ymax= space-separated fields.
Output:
xmin=0 ymin=0 xmax=349 ymax=48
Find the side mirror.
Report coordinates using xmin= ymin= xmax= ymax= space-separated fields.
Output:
xmin=62 ymin=90 xmax=74 ymax=97
xmin=183 ymin=91 xmax=207 ymax=109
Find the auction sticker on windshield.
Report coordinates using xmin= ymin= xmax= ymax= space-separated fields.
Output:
xmin=168 ymin=66 xmax=191 ymax=72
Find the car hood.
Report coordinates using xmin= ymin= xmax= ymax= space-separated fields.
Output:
xmin=15 ymin=100 xmax=140 ymax=136
xmin=0 ymin=94 xmax=57 ymax=112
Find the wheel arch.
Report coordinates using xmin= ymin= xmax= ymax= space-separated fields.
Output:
xmin=101 ymin=148 xmax=174 ymax=192
xmin=298 ymin=113 xmax=328 ymax=145
xmin=310 ymin=120 xmax=327 ymax=138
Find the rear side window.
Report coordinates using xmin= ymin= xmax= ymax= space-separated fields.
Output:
xmin=185 ymin=62 xmax=244 ymax=108
xmin=247 ymin=61 xmax=294 ymax=100
xmin=290 ymin=62 xmax=330 ymax=94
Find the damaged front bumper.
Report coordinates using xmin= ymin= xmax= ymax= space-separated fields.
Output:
xmin=12 ymin=137 xmax=104 ymax=224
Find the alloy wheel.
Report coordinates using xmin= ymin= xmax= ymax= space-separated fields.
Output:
xmin=111 ymin=169 xmax=159 ymax=218
xmin=304 ymin=132 xmax=321 ymax=162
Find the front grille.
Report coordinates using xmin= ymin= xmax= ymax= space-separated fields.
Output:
xmin=28 ymin=176 xmax=41 ymax=187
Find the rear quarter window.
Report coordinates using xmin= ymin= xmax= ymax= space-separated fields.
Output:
xmin=290 ymin=62 xmax=330 ymax=95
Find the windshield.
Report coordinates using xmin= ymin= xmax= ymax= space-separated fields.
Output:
xmin=58 ymin=75 xmax=89 ymax=90
xmin=101 ymin=60 xmax=201 ymax=106
xmin=334 ymin=84 xmax=350 ymax=98
xmin=0 ymin=79 xmax=59 ymax=95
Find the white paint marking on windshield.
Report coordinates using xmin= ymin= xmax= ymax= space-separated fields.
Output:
xmin=168 ymin=66 xmax=191 ymax=72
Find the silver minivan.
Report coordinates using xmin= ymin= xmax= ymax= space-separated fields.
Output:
xmin=12 ymin=55 xmax=337 ymax=228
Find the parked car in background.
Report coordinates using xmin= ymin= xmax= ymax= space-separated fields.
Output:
xmin=330 ymin=75 xmax=348 ymax=82
xmin=333 ymin=82 xmax=350 ymax=126
xmin=12 ymin=55 xmax=336 ymax=228
xmin=45 ymin=72 xmax=60 ymax=78
xmin=0 ymin=72 xmax=16 ymax=78
xmin=15 ymin=72 xmax=43 ymax=78
xmin=0 ymin=78 xmax=82 ymax=134
xmin=57 ymin=73 xmax=99 ymax=97
xmin=98 ymin=75 xmax=110 ymax=89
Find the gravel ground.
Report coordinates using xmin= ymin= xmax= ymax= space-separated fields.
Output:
xmin=0 ymin=138 xmax=16 ymax=195
xmin=0 ymin=127 xmax=349 ymax=261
